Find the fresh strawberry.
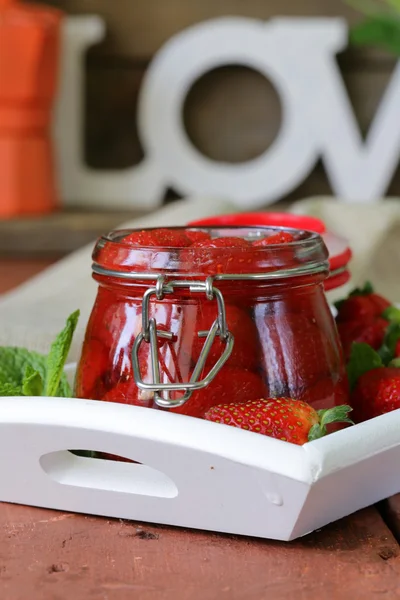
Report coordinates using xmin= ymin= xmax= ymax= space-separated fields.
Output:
xmin=335 ymin=283 xmax=392 ymax=361
xmin=185 ymin=229 xmax=211 ymax=243
xmin=346 ymin=341 xmax=400 ymax=422
xmin=337 ymin=318 xmax=388 ymax=360
xmin=253 ymin=231 xmax=295 ymax=246
xmin=335 ymin=282 xmax=390 ymax=324
xmin=190 ymin=303 xmax=259 ymax=371
xmin=351 ymin=367 xmax=400 ymax=423
xmin=205 ymin=397 xmax=353 ymax=445
xmin=123 ymin=228 xmax=192 ymax=248
xmin=171 ymin=368 xmax=267 ymax=418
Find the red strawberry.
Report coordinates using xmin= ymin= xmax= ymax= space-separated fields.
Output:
xmin=185 ymin=229 xmax=211 ymax=243
xmin=360 ymin=319 xmax=388 ymax=349
xmin=253 ymin=231 xmax=295 ymax=246
xmin=335 ymin=282 xmax=390 ymax=324
xmin=351 ymin=367 xmax=400 ymax=423
xmin=347 ymin=341 xmax=400 ymax=422
xmin=205 ymin=397 xmax=353 ymax=445
xmin=337 ymin=318 xmax=388 ymax=360
xmin=170 ymin=368 xmax=267 ymax=418
xmin=190 ymin=303 xmax=259 ymax=371
xmin=123 ymin=228 xmax=191 ymax=248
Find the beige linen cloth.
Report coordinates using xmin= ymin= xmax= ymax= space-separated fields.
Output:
xmin=0 ymin=195 xmax=399 ymax=362
xmin=291 ymin=197 xmax=400 ymax=302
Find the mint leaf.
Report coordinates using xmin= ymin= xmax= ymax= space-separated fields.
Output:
xmin=0 ymin=347 xmax=47 ymax=386
xmin=347 ymin=343 xmax=383 ymax=390
xmin=45 ymin=310 xmax=79 ymax=397
xmin=57 ymin=377 xmax=72 ymax=398
xmin=0 ymin=383 xmax=23 ymax=396
xmin=0 ymin=347 xmax=70 ymax=397
xmin=22 ymin=365 xmax=43 ymax=396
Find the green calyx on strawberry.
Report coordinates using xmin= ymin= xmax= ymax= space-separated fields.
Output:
xmin=204 ymin=397 xmax=353 ymax=445
xmin=347 ymin=340 xmax=400 ymax=422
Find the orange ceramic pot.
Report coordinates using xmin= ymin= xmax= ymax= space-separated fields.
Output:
xmin=0 ymin=0 xmax=63 ymax=217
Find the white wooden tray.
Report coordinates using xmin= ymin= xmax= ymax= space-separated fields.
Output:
xmin=1 ymin=391 xmax=400 ymax=541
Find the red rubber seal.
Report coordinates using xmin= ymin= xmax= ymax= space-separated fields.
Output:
xmin=188 ymin=213 xmax=352 ymax=291
xmin=189 ymin=212 xmax=326 ymax=234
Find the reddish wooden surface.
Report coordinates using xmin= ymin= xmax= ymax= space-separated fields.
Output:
xmin=2 ymin=259 xmax=400 ymax=599
xmin=384 ymin=495 xmax=400 ymax=543
xmin=1 ymin=503 xmax=400 ymax=600
xmin=0 ymin=258 xmax=55 ymax=293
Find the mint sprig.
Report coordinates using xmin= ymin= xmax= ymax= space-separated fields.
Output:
xmin=45 ymin=310 xmax=79 ymax=397
xmin=22 ymin=365 xmax=44 ymax=397
xmin=0 ymin=383 xmax=23 ymax=396
xmin=0 ymin=310 xmax=79 ymax=399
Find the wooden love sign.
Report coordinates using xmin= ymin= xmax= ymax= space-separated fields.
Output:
xmin=55 ymin=16 xmax=400 ymax=208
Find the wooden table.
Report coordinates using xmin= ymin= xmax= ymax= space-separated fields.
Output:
xmin=2 ymin=259 xmax=400 ymax=600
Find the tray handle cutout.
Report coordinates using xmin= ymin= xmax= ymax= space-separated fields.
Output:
xmin=40 ymin=450 xmax=179 ymax=499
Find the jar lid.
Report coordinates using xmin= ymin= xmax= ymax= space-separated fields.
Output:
xmin=188 ymin=213 xmax=352 ymax=292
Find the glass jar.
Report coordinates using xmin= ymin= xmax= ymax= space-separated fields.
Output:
xmin=75 ymin=226 xmax=349 ymax=417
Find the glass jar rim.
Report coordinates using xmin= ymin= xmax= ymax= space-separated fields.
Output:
xmin=99 ymin=225 xmax=321 ymax=249
xmin=92 ymin=225 xmax=329 ymax=282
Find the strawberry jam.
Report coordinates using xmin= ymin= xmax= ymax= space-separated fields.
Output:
xmin=75 ymin=226 xmax=348 ymax=418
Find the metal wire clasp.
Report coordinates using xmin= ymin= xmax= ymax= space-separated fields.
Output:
xmin=131 ymin=276 xmax=234 ymax=409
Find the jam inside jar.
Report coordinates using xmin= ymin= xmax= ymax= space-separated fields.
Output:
xmin=75 ymin=226 xmax=349 ymax=417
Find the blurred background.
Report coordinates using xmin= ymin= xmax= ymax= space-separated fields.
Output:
xmin=1 ymin=0 xmax=400 ymax=296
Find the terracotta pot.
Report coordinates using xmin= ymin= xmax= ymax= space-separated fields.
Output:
xmin=0 ymin=0 xmax=63 ymax=217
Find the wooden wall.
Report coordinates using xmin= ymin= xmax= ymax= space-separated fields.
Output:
xmin=35 ymin=0 xmax=400 ymax=202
